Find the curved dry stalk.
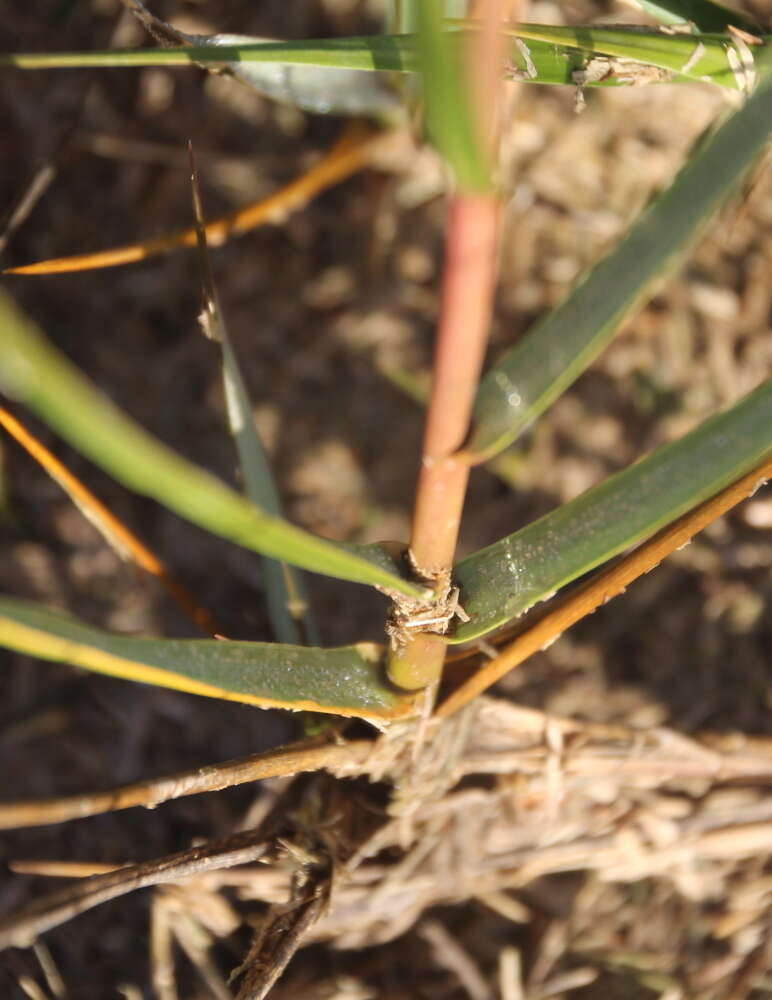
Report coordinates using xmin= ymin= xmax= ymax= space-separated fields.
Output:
xmin=233 ymin=884 xmax=328 ymax=1000
xmin=119 ymin=0 xmax=188 ymax=47
xmin=0 ymin=773 xmax=330 ymax=953
xmin=0 ymin=737 xmax=373 ymax=830
xmin=0 ymin=828 xmax=273 ymax=950
xmin=4 ymin=122 xmax=383 ymax=275
xmin=230 ymin=771 xmax=386 ymax=1000
xmin=8 ymin=696 xmax=772 ymax=969
xmin=437 ymin=454 xmax=772 ymax=718
xmin=0 ymin=163 xmax=61 ymax=259
xmin=0 ymin=405 xmax=220 ymax=636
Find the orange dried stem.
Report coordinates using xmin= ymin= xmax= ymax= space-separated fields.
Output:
xmin=0 ymin=406 xmax=220 ymax=636
xmin=436 ymin=456 xmax=772 ymax=719
xmin=5 ymin=122 xmax=381 ymax=275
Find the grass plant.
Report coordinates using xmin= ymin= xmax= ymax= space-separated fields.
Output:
xmin=1 ymin=0 xmax=771 ymax=995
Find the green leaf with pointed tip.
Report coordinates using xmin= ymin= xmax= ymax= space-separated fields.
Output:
xmin=0 ymin=291 xmax=426 ymax=598
xmin=0 ymin=35 xmax=419 ymax=72
xmin=3 ymin=31 xmax=767 ymax=91
xmin=630 ymin=0 xmax=759 ymax=33
xmin=191 ymin=174 xmax=316 ymax=645
xmin=452 ymin=379 xmax=772 ymax=643
xmin=467 ymin=42 xmax=772 ymax=462
xmin=0 ymin=597 xmax=410 ymax=720
xmin=218 ymin=333 xmax=317 ymax=645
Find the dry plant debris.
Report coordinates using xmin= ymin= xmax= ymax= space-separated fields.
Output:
xmin=6 ymin=698 xmax=772 ymax=996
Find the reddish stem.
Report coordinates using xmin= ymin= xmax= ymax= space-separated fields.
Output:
xmin=387 ymin=0 xmax=508 ymax=692
xmin=409 ymin=193 xmax=500 ymax=576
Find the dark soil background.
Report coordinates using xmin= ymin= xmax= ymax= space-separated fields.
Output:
xmin=1 ymin=1 xmax=772 ymax=997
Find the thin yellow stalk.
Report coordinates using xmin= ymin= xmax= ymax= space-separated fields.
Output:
xmin=0 ymin=406 xmax=220 ymax=636
xmin=4 ymin=123 xmax=381 ymax=275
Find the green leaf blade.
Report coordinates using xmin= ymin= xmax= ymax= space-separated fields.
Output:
xmin=218 ymin=334 xmax=316 ymax=645
xmin=415 ymin=2 xmax=490 ymax=190
xmin=468 ymin=43 xmax=772 ymax=461
xmin=453 ymin=379 xmax=772 ymax=642
xmin=3 ymin=31 xmax=765 ymax=92
xmin=0 ymin=36 xmax=420 ymax=73
xmin=0 ymin=598 xmax=410 ymax=720
xmin=0 ymin=291 xmax=426 ymax=598
xmin=192 ymin=169 xmax=316 ymax=644
xmin=210 ymin=36 xmax=403 ymax=117
xmin=515 ymin=25 xmax=755 ymax=89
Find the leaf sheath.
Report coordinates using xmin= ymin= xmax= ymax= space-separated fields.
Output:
xmin=0 ymin=598 xmax=412 ymax=720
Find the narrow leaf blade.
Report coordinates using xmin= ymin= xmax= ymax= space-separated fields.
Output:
xmin=203 ymin=34 xmax=403 ymax=117
xmin=414 ymin=2 xmax=490 ymax=190
xmin=453 ymin=379 xmax=772 ymax=642
xmin=0 ymin=598 xmax=410 ymax=720
xmin=467 ymin=44 xmax=772 ymax=461
xmin=190 ymin=151 xmax=314 ymax=645
xmin=2 ymin=31 xmax=765 ymax=92
xmin=219 ymin=333 xmax=316 ymax=645
xmin=515 ymin=24 xmax=757 ymax=89
xmin=0 ymin=36 xmax=419 ymax=72
xmin=0 ymin=291 xmax=425 ymax=597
